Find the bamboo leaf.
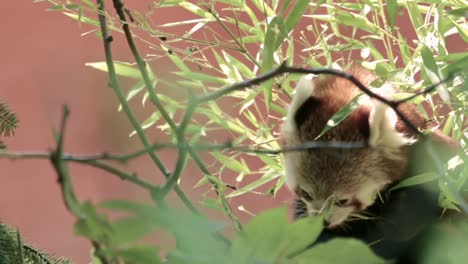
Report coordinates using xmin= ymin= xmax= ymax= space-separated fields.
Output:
xmin=315 ymin=93 xmax=365 ymax=140
xmin=86 ymin=62 xmax=142 ymax=79
xmin=387 ymin=0 xmax=397 ymax=31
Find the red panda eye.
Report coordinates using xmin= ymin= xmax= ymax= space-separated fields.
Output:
xmin=300 ymin=189 xmax=314 ymax=201
xmin=337 ymin=199 xmax=348 ymax=206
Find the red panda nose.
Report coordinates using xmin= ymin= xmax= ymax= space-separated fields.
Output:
xmin=348 ymin=199 xmax=364 ymax=210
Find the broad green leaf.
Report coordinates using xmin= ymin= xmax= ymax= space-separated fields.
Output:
xmin=315 ymin=93 xmax=365 ymax=140
xmin=110 ymin=216 xmax=159 ymax=243
xmin=292 ymin=238 xmax=385 ymax=264
xmin=421 ymin=45 xmax=439 ymax=76
xmin=282 ymin=216 xmax=324 ymax=257
xmin=390 ymin=172 xmax=439 ymax=191
xmin=115 ymin=246 xmax=161 ymax=264
xmin=99 ymin=200 xmax=158 ymax=220
xmin=86 ymin=62 xmax=142 ymax=79
xmin=230 ymin=207 xmax=289 ymax=262
xmin=442 ymin=55 xmax=468 ymax=77
xmin=283 ymin=1 xmax=311 ymax=46
xmin=74 ymin=202 xmax=112 ymax=242
xmin=447 ymin=7 xmax=468 ymax=17
xmin=160 ymin=207 xmax=227 ymax=264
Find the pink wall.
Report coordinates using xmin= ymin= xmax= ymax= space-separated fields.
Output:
xmin=0 ymin=2 xmax=289 ymax=262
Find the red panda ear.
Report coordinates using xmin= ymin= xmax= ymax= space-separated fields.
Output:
xmin=368 ymin=101 xmax=412 ymax=148
xmin=283 ymin=75 xmax=317 ymax=134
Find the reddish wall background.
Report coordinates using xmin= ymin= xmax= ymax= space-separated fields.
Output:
xmin=0 ymin=2 xmax=290 ymax=263
xmin=1 ymin=1 xmax=464 ymax=263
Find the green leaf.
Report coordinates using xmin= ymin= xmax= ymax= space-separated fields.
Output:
xmin=63 ymin=12 xmax=99 ymax=26
xmin=115 ymin=246 xmax=161 ymax=264
xmin=48 ymin=5 xmax=64 ymax=10
xmin=292 ymin=238 xmax=386 ymax=263
xmin=390 ymin=172 xmax=439 ymax=191
xmin=212 ymin=152 xmax=250 ymax=173
xmin=99 ymin=200 xmax=159 ymax=221
xmin=283 ymin=1 xmax=311 ymax=45
xmin=161 ymin=208 xmax=228 ymax=264
xmin=74 ymin=202 xmax=111 ymax=242
xmin=230 ymin=207 xmax=289 ymax=262
xmin=179 ymin=2 xmax=212 ymax=19
xmin=315 ymin=93 xmax=365 ymax=139
xmin=65 ymin=4 xmax=81 ymax=9
xmin=449 ymin=17 xmax=468 ymax=42
xmin=335 ymin=10 xmax=379 ymax=33
xmin=442 ymin=55 xmax=468 ymax=77
xmin=447 ymin=7 xmax=468 ymax=17
xmin=227 ymin=171 xmax=280 ymax=198
xmin=86 ymin=61 xmax=142 ymax=79
xmin=174 ymin=71 xmax=229 ymax=84
xmin=387 ymin=0 xmax=397 ymax=31
xmin=260 ymin=16 xmax=279 ymax=110
xmin=110 ymin=216 xmax=159 ymax=243
xmin=281 ymin=215 xmax=324 ymax=256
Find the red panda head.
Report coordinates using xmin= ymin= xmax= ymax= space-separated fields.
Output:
xmin=282 ymin=66 xmax=424 ymax=227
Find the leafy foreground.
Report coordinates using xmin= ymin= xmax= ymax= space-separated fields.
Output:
xmin=83 ymin=202 xmax=385 ymax=264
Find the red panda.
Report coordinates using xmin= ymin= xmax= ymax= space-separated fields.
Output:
xmin=281 ymin=66 xmax=459 ymax=259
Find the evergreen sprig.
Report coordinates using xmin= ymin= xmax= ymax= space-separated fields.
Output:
xmin=0 ymin=223 xmax=71 ymax=264
xmin=0 ymin=101 xmax=19 ymax=149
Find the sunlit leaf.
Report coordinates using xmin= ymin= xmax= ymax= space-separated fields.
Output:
xmin=86 ymin=62 xmax=142 ymax=79
xmin=315 ymin=93 xmax=365 ymax=140
xmin=390 ymin=172 xmax=439 ymax=191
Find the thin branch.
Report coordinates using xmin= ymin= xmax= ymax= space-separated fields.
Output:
xmin=188 ymin=147 xmax=242 ymax=231
xmin=49 ymin=106 xmax=110 ymax=264
xmin=96 ymin=0 xmax=198 ymax=214
xmin=112 ymin=0 xmax=177 ymax=131
xmin=205 ymin=6 xmax=260 ymax=68
xmin=197 ymin=62 xmax=453 ymax=136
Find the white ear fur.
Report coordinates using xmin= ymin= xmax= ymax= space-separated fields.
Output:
xmin=284 ymin=74 xmax=316 ymax=134
xmin=282 ymin=75 xmax=315 ymax=193
xmin=368 ymin=101 xmax=411 ymax=148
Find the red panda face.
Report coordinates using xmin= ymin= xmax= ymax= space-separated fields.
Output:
xmin=282 ymin=67 xmax=417 ymax=227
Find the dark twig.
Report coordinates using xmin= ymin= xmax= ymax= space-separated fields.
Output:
xmin=188 ymin=147 xmax=243 ymax=231
xmin=197 ymin=62 xmax=453 ymax=136
xmin=49 ymin=106 xmax=110 ymax=264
